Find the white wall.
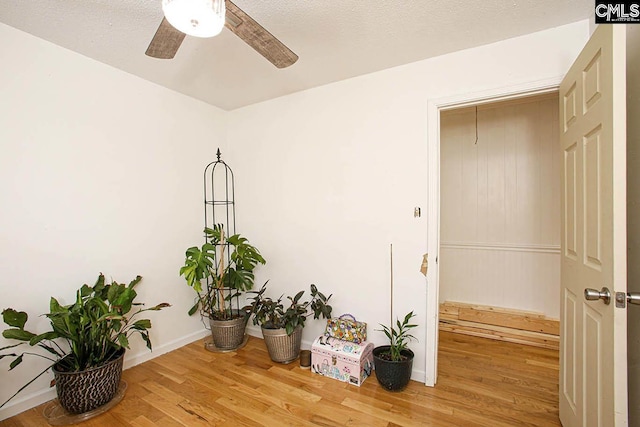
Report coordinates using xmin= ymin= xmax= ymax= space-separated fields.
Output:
xmin=439 ymin=95 xmax=561 ymax=318
xmin=0 ymin=18 xmax=591 ymax=419
xmin=227 ymin=21 xmax=590 ymax=382
xmin=0 ymin=23 xmax=226 ymax=419
xmin=627 ymin=24 xmax=640 ymax=427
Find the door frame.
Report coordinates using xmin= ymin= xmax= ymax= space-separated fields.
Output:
xmin=424 ymin=76 xmax=564 ymax=386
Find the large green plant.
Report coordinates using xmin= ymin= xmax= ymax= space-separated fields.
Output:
xmin=246 ymin=283 xmax=333 ymax=335
xmin=179 ymin=225 xmax=265 ymax=320
xmin=0 ymin=273 xmax=170 ymax=408
xmin=377 ymin=311 xmax=417 ymax=361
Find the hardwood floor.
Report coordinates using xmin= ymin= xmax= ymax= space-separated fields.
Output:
xmin=1 ymin=331 xmax=560 ymax=426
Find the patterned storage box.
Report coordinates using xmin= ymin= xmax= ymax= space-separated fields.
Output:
xmin=311 ymin=335 xmax=374 ymax=386
xmin=324 ymin=314 xmax=367 ymax=343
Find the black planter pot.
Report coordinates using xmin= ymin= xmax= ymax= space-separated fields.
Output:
xmin=372 ymin=346 xmax=414 ymax=392
xmin=52 ymin=349 xmax=125 ymax=414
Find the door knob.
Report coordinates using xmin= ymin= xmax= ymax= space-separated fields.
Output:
xmin=627 ymin=293 xmax=640 ymax=305
xmin=584 ymin=287 xmax=611 ymax=305
xmin=613 ymin=291 xmax=640 ymax=308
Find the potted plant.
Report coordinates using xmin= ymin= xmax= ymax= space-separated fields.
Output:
xmin=179 ymin=224 xmax=265 ymax=350
xmin=372 ymin=311 xmax=417 ymax=391
xmin=246 ymin=282 xmax=333 ymax=363
xmin=0 ymin=273 xmax=170 ymax=414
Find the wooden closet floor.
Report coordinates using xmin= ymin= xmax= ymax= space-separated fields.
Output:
xmin=1 ymin=331 xmax=560 ymax=427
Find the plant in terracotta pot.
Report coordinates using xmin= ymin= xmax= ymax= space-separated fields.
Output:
xmin=372 ymin=311 xmax=417 ymax=391
xmin=179 ymin=224 xmax=265 ymax=350
xmin=246 ymin=282 xmax=333 ymax=363
xmin=0 ymin=273 xmax=170 ymax=414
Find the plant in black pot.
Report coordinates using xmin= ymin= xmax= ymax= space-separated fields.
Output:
xmin=373 ymin=311 xmax=417 ymax=391
xmin=246 ymin=282 xmax=332 ymax=364
xmin=0 ymin=273 xmax=170 ymax=414
xmin=180 ymin=224 xmax=265 ymax=350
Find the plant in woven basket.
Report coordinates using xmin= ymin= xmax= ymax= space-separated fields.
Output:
xmin=246 ymin=282 xmax=333 ymax=335
xmin=179 ymin=224 xmax=265 ymax=321
xmin=0 ymin=273 xmax=170 ymax=409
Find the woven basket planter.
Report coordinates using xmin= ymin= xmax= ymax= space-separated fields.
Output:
xmin=52 ymin=349 xmax=125 ymax=414
xmin=261 ymin=325 xmax=302 ymax=364
xmin=372 ymin=346 xmax=414 ymax=392
xmin=209 ymin=310 xmax=247 ymax=350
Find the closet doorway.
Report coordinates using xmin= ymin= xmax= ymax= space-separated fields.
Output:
xmin=424 ymin=86 xmax=564 ymax=387
xmin=438 ymin=93 xmax=561 ymax=323
xmin=425 ymin=89 xmax=560 ymax=386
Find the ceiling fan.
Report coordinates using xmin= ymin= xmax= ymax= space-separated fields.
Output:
xmin=145 ymin=0 xmax=298 ymax=68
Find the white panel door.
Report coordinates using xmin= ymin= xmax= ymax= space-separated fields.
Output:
xmin=559 ymin=24 xmax=627 ymax=427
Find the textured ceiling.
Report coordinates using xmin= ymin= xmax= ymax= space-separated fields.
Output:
xmin=0 ymin=0 xmax=592 ymax=110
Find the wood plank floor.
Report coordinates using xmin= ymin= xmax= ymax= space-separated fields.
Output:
xmin=1 ymin=331 xmax=560 ymax=426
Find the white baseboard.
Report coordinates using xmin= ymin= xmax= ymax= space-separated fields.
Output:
xmin=0 ymin=387 xmax=57 ymax=422
xmin=0 ymin=328 xmax=209 ymax=422
xmin=123 ymin=328 xmax=210 ymax=370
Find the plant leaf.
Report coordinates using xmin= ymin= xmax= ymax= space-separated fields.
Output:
xmin=29 ymin=331 xmax=59 ymax=346
xmin=292 ymin=291 xmax=304 ymax=304
xmin=9 ymin=354 xmax=23 ymax=370
xmin=94 ymin=273 xmax=105 ymax=291
xmin=113 ymin=287 xmax=136 ymax=315
xmin=132 ymin=319 xmax=151 ymax=330
xmin=49 ymin=297 xmax=65 ymax=313
xmin=141 ymin=332 xmax=152 ymax=350
xmin=128 ymin=275 xmax=142 ymax=289
xmin=2 ymin=309 xmax=28 ymax=329
xmin=117 ymin=334 xmax=129 ymax=348
xmin=80 ymin=284 xmax=92 ymax=297
xmin=2 ymin=329 xmax=36 ymax=342
xmin=188 ymin=301 xmax=200 ymax=316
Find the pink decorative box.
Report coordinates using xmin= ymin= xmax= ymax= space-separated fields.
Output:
xmin=311 ymin=335 xmax=374 ymax=386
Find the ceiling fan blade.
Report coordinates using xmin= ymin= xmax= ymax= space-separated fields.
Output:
xmin=224 ymin=0 xmax=298 ymax=68
xmin=146 ymin=17 xmax=186 ymax=59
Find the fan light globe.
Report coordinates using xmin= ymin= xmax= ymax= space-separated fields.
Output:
xmin=162 ymin=0 xmax=226 ymax=38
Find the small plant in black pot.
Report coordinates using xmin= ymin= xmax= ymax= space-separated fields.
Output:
xmin=373 ymin=311 xmax=417 ymax=391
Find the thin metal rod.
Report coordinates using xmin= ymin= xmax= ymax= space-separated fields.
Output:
xmin=390 ymin=243 xmax=393 ymax=331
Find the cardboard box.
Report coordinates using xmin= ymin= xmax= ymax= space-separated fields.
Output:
xmin=311 ymin=335 xmax=374 ymax=386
